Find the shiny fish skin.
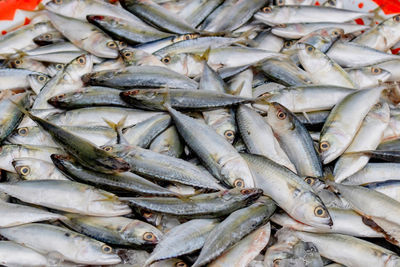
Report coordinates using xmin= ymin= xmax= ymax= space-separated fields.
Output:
xmin=352 ymin=14 xmax=400 ymax=52
xmin=125 ymin=188 xmax=262 ymax=218
xmin=83 ymin=65 xmax=198 ymax=89
xmin=271 ymin=22 xmax=369 ymax=39
xmin=0 ymin=223 xmax=122 ymax=265
xmin=208 ymin=222 xmax=271 ymax=267
xmin=107 ymin=144 xmax=224 ymax=190
xmin=0 ymin=92 xmax=30 ymax=143
xmin=121 ymin=88 xmax=253 ymax=111
xmin=122 ymin=114 xmax=171 ymax=147
xmin=120 ymin=0 xmax=197 ymax=34
xmin=47 ymin=11 xmax=119 ymax=58
xmin=333 ymin=102 xmax=390 ymax=182
xmin=87 ymin=14 xmax=173 ymax=44
xmin=236 ymin=104 xmax=296 ymax=172
xmin=12 ymin=157 xmax=69 ymax=181
xmin=255 ymin=6 xmax=372 ymax=25
xmin=342 ymin=163 xmax=400 ymax=185
xmin=146 ymin=219 xmax=219 ymax=265
xmin=0 ymin=241 xmax=48 ymax=267
xmin=293 ymin=231 xmax=400 ymax=267
xmin=263 ymin=102 xmax=323 ymax=178
xmin=297 ymin=43 xmax=356 ymax=88
xmin=254 ymin=85 xmax=354 ymax=113
xmin=0 ymin=200 xmax=66 ymax=228
xmin=62 ymin=214 xmax=163 ymax=247
xmin=0 ymin=180 xmax=131 ymax=216
xmin=51 ymin=154 xmax=177 ymax=196
xmin=192 ymin=198 xmax=276 ymax=267
xmin=319 ymin=86 xmax=384 ymax=164
xmin=242 ymin=153 xmax=332 ymax=228
xmin=167 ymin=107 xmax=255 ymax=188
xmin=327 ymin=41 xmax=400 ymax=68
xmin=48 ymin=86 xmax=130 ymax=109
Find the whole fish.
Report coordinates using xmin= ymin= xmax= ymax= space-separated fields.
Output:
xmin=0 ymin=223 xmax=121 ymax=265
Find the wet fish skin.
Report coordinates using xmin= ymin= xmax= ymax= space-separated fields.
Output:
xmin=0 ymin=179 xmax=131 ymax=216
xmin=319 ymin=86 xmax=384 ymax=164
xmin=192 ymin=198 xmax=276 ymax=267
xmin=12 ymin=157 xmax=69 ymax=181
xmin=0 ymin=223 xmax=122 ymax=265
xmin=242 ymin=153 xmax=332 ymax=228
xmin=120 ymin=0 xmax=197 ymax=34
xmin=120 ymin=88 xmax=253 ymax=111
xmin=48 ymin=86 xmax=130 ymax=109
xmin=0 ymin=241 xmax=49 ymax=267
xmin=105 ymin=144 xmax=224 ymax=191
xmin=62 ymin=214 xmax=163 ymax=247
xmin=87 ymin=14 xmax=173 ymax=44
xmin=167 ymin=106 xmax=255 ymax=188
xmin=51 ymin=154 xmax=177 ymax=196
xmin=125 ymin=188 xmax=263 ymax=218
xmin=82 ymin=65 xmax=198 ymax=90
xmin=46 ymin=11 xmax=119 ymax=58
xmin=146 ymin=219 xmax=219 ymax=265
xmin=263 ymin=102 xmax=323 ymax=178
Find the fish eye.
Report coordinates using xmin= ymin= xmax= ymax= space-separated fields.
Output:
xmin=273 ymin=259 xmax=281 ymax=267
xmin=276 ymin=24 xmax=286 ymax=28
xmin=101 ymin=245 xmax=113 ymax=254
xmin=53 ymin=0 xmax=62 ymax=4
xmin=18 ymin=166 xmax=30 ymax=176
xmin=332 ymin=30 xmax=340 ymax=36
xmin=184 ymin=34 xmax=192 ymax=40
xmin=304 ymin=177 xmax=315 ymax=186
xmin=319 ymin=141 xmax=330 ymax=151
xmin=306 ymin=45 xmax=315 ymax=52
xmin=18 ymin=127 xmax=29 ymax=136
xmin=284 ymin=40 xmax=293 ymax=48
xmin=371 ymin=67 xmax=382 ymax=74
xmin=56 ymin=64 xmax=64 ymax=70
xmin=224 ymin=130 xmax=235 ymax=140
xmin=393 ymin=15 xmax=400 ymax=22
xmin=123 ymin=51 xmax=133 ymax=58
xmin=314 ymin=206 xmax=327 ymax=217
xmin=143 ymin=232 xmax=157 ymax=242
xmin=38 ymin=75 xmax=46 ymax=82
xmin=103 ymin=146 xmax=113 ymax=152
xmin=240 ymin=189 xmax=253 ymax=195
xmin=13 ymin=59 xmax=22 ymax=66
xmin=175 ymin=261 xmax=187 ymax=267
xmin=375 ymin=102 xmax=382 ymax=108
xmin=234 ymin=179 xmax=245 ymax=188
xmin=262 ymin=6 xmax=272 ymax=13
xmin=162 ymin=56 xmax=171 ymax=64
xmin=44 ymin=33 xmax=52 ymax=40
xmin=57 ymin=94 xmax=66 ymax=99
xmin=277 ymin=0 xmax=285 ymax=6
xmin=106 ymin=41 xmax=117 ymax=49
xmin=276 ymin=109 xmax=286 ymax=120
xmin=77 ymin=56 xmax=86 ymax=65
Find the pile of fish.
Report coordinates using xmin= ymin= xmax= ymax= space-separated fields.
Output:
xmin=1 ymin=0 xmax=400 ymax=266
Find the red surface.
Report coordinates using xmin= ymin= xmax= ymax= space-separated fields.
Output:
xmin=372 ymin=0 xmax=400 ymax=14
xmin=355 ymin=18 xmax=365 ymax=25
xmin=0 ymin=0 xmax=41 ymax=20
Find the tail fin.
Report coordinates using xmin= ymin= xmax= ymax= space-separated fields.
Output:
xmin=104 ymin=116 xmax=130 ymax=145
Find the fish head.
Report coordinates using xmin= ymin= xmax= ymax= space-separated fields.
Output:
xmin=291 ymin=191 xmax=332 ymax=228
xmin=319 ymin=131 xmax=347 ymax=164
xmin=264 ymin=102 xmax=295 ymax=132
xmin=45 ymin=0 xmax=79 ymax=14
xmin=123 ymin=220 xmax=163 ymax=246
